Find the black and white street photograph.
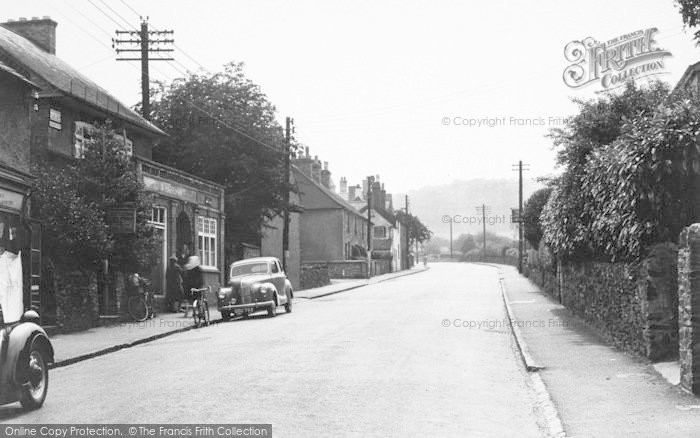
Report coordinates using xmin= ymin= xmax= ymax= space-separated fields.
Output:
xmin=2 ymin=1 xmax=700 ymax=436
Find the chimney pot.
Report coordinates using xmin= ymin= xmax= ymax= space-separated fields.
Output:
xmin=31 ymin=16 xmax=39 ymax=20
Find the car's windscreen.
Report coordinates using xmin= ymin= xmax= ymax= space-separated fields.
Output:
xmin=230 ymin=262 xmax=269 ymax=277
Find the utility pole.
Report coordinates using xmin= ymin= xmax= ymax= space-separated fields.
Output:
xmin=476 ymin=204 xmax=491 ymax=261
xmin=113 ymin=18 xmax=174 ymax=120
xmin=366 ymin=176 xmax=374 ymax=278
xmin=449 ymin=217 xmax=453 ymax=260
xmin=282 ymin=117 xmax=294 ymax=271
xmin=512 ymin=161 xmax=530 ymax=273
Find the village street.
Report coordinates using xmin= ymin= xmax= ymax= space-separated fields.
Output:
xmin=0 ymin=264 xmax=543 ymax=437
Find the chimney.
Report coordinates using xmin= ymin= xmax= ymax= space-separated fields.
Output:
xmin=321 ymin=163 xmax=331 ymax=189
xmin=1 ymin=16 xmax=57 ymax=54
xmin=362 ymin=180 xmax=369 ymax=200
xmin=311 ymin=157 xmax=322 ymax=184
xmin=348 ymin=185 xmax=356 ymax=201
xmin=340 ymin=177 xmax=347 ymax=194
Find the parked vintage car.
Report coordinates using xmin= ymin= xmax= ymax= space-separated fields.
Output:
xmin=218 ymin=257 xmax=293 ymax=319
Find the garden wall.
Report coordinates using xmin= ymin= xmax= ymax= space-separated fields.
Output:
xmin=526 ymin=243 xmax=678 ymax=361
xmin=300 ymin=262 xmax=331 ymax=290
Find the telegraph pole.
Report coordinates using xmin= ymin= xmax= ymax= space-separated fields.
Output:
xmin=449 ymin=217 xmax=453 ymax=260
xmin=282 ymin=117 xmax=294 ymax=271
xmin=512 ymin=161 xmax=530 ymax=273
xmin=366 ymin=176 xmax=374 ymax=278
xmin=476 ymin=204 xmax=491 ymax=261
xmin=113 ymin=18 xmax=174 ymax=120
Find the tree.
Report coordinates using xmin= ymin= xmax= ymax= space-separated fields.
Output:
xmin=149 ymin=62 xmax=295 ymax=261
xmin=32 ymin=122 xmax=159 ymax=274
xmin=456 ymin=234 xmax=476 ymax=254
xmin=522 ymin=187 xmax=552 ymax=249
xmin=395 ymin=211 xmax=432 ymax=246
xmin=543 ymin=81 xmax=670 ymax=260
xmin=580 ymin=90 xmax=700 ymax=260
xmin=675 ymin=0 xmax=700 ymax=45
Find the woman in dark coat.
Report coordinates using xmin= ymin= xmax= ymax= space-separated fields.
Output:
xmin=182 ymin=255 xmax=204 ymax=303
xmin=165 ymin=256 xmax=184 ymax=312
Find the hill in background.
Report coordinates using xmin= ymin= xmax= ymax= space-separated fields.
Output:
xmin=397 ymin=178 xmax=542 ymax=240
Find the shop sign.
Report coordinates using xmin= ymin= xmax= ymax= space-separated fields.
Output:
xmin=0 ymin=189 xmax=23 ymax=212
xmin=143 ymin=176 xmax=197 ymax=203
xmin=106 ymin=205 xmax=136 ymax=234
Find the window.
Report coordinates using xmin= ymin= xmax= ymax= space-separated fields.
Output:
xmin=271 ymin=262 xmax=279 ymax=273
xmin=374 ymin=226 xmax=387 ymax=239
xmin=74 ymin=121 xmax=93 ymax=158
xmin=114 ymin=131 xmax=133 ymax=156
xmin=150 ymin=207 xmax=166 ymax=226
xmin=49 ymin=108 xmax=62 ymax=130
xmin=197 ymin=216 xmax=217 ymax=268
xmin=74 ymin=122 xmax=133 ymax=158
xmin=346 ymin=211 xmax=350 ymax=233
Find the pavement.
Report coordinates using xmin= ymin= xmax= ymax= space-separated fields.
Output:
xmin=496 ymin=264 xmax=700 ymax=438
xmin=2 ymin=263 xmax=543 ymax=437
xmin=49 ymin=265 xmax=429 ymax=367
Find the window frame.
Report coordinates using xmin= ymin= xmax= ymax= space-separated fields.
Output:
xmin=196 ymin=216 xmax=218 ymax=269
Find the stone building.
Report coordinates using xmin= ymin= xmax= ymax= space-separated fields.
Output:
xmin=0 ymin=17 xmax=225 ymax=321
xmin=0 ymin=60 xmax=41 ymax=321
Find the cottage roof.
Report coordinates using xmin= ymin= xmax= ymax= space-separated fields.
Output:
xmin=0 ymin=25 xmax=166 ymax=137
xmin=359 ymin=204 xmax=396 ymax=226
xmin=292 ymin=166 xmax=368 ymax=220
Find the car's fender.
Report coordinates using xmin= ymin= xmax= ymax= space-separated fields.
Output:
xmin=3 ymin=323 xmax=53 ymax=386
xmin=284 ymin=279 xmax=293 ymax=299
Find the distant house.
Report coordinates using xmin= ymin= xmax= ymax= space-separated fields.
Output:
xmin=0 ymin=17 xmax=225 ymax=320
xmin=293 ymin=165 xmax=369 ymax=264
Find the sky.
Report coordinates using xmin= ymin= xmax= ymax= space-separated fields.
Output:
xmin=2 ymin=0 xmax=699 ymax=195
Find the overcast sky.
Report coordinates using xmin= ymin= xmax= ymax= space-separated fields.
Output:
xmin=3 ymin=0 xmax=699 ymax=194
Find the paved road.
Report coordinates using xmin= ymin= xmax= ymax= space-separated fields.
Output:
xmin=1 ymin=263 xmax=544 ymax=437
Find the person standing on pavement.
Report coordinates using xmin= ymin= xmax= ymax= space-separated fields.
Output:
xmin=182 ymin=255 xmax=204 ymax=303
xmin=165 ymin=256 xmax=184 ymax=312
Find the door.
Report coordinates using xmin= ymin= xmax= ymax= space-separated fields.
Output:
xmin=148 ymin=207 xmax=167 ymax=295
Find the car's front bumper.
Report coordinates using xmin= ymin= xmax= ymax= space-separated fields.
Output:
xmin=218 ymin=300 xmax=275 ymax=312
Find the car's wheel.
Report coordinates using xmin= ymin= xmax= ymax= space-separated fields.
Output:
xmin=221 ymin=310 xmax=231 ymax=320
xmin=267 ymin=300 xmax=277 ymax=318
xmin=284 ymin=291 xmax=293 ymax=313
xmin=19 ymin=344 xmax=49 ymax=410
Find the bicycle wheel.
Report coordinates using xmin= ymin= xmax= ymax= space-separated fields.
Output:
xmin=192 ymin=299 xmax=201 ymax=326
xmin=203 ymin=301 xmax=210 ymax=326
xmin=128 ymin=296 xmax=148 ymax=322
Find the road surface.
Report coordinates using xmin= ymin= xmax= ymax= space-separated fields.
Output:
xmin=1 ymin=263 xmax=544 ymax=437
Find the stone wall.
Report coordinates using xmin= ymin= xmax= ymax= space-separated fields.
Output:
xmin=327 ymin=260 xmax=368 ymax=279
xmin=679 ymin=224 xmax=700 ymax=394
xmin=526 ymin=243 xmax=678 ymax=361
xmin=300 ymin=262 xmax=330 ymax=290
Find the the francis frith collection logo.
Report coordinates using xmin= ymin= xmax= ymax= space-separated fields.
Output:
xmin=563 ymin=28 xmax=672 ymax=91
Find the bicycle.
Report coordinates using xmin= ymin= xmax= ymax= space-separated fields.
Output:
xmin=127 ymin=274 xmax=155 ymax=322
xmin=190 ymin=286 xmax=211 ymax=327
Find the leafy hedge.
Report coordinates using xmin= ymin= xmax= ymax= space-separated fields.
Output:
xmin=542 ymin=82 xmax=699 ymax=262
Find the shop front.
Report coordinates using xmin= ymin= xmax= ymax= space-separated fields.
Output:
xmin=135 ymin=158 xmax=225 ymax=310
xmin=0 ymin=163 xmax=44 ymax=325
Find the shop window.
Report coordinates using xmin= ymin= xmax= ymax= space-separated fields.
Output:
xmin=197 ymin=216 xmax=217 ymax=268
xmin=49 ymin=108 xmax=62 ymax=130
